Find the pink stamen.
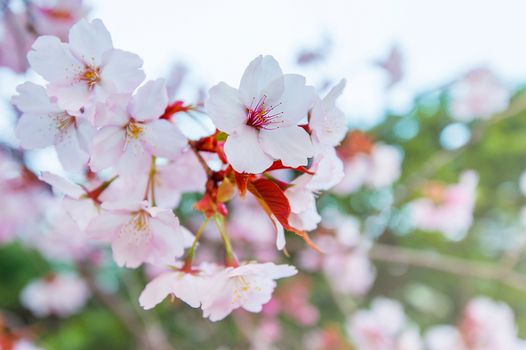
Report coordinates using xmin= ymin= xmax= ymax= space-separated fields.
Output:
xmin=246 ymin=95 xmax=283 ymax=130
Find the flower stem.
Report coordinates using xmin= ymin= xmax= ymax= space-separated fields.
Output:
xmin=213 ymin=214 xmax=238 ymax=267
xmin=182 ymin=217 xmax=210 ymax=271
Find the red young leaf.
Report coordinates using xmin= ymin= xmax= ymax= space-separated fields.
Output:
xmin=248 ymin=178 xmax=321 ymax=252
xmin=264 ymin=160 xmax=314 ymax=175
xmin=248 ymin=178 xmax=291 ymax=227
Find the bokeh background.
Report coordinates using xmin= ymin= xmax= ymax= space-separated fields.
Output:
xmin=2 ymin=0 xmax=526 ymax=349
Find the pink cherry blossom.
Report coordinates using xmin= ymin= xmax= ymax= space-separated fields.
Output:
xmin=336 ymin=143 xmax=402 ymax=193
xmin=30 ymin=211 xmax=96 ymax=263
xmin=201 ymin=262 xmax=297 ymax=321
xmin=461 ymin=297 xmax=521 ymax=350
xmin=449 ymin=68 xmax=510 ymax=122
xmin=347 ymin=298 xmax=420 ymax=350
xmin=90 ymin=79 xmax=187 ymax=178
xmin=285 ymin=175 xmax=321 ymax=232
xmin=20 ymin=273 xmax=90 ymax=317
xmin=409 ymin=171 xmax=478 ymax=240
xmin=206 ymin=55 xmax=315 ymax=173
xmin=86 ymin=201 xmax=186 ymax=268
xmin=27 ymin=18 xmax=145 ymax=110
xmin=13 ymin=82 xmax=95 ymax=172
xmin=309 ymin=79 xmax=347 ymax=148
xmin=28 ymin=0 xmax=87 ymax=40
xmin=425 ymin=326 xmax=465 ymax=350
xmin=39 ymin=171 xmax=100 ymax=229
xmin=139 ymin=263 xmax=217 ymax=310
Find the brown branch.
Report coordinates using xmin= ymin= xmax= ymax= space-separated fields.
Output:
xmin=369 ymin=243 xmax=526 ymax=292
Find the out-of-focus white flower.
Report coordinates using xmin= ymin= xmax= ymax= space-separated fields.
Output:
xmin=449 ymin=68 xmax=509 ymax=122
xmin=20 ymin=273 xmax=90 ymax=317
xmin=409 ymin=171 xmax=478 ymax=240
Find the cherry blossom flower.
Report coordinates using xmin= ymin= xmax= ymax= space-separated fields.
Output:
xmin=206 ymin=55 xmax=315 ymax=173
xmin=201 ymin=262 xmax=297 ymax=321
xmin=39 ymin=171 xmax=100 ymax=229
xmin=30 ymin=211 xmax=96 ymax=263
xmin=409 ymin=171 xmax=478 ymax=240
xmin=20 ymin=273 xmax=90 ymax=317
xmin=449 ymin=68 xmax=510 ymax=122
xmin=461 ymin=297 xmax=521 ymax=350
xmin=336 ymin=142 xmax=403 ymax=193
xmin=139 ymin=263 xmax=217 ymax=310
xmin=347 ymin=298 xmax=422 ymax=350
xmin=285 ymin=175 xmax=322 ymax=232
xmin=27 ymin=18 xmax=145 ymax=110
xmin=425 ymin=326 xmax=465 ymax=350
xmin=309 ymin=79 xmax=347 ymax=148
xmin=86 ymin=200 xmax=186 ymax=268
xmin=13 ymin=82 xmax=95 ymax=173
xmin=28 ymin=0 xmax=87 ymax=40
xmin=90 ymin=79 xmax=187 ymax=178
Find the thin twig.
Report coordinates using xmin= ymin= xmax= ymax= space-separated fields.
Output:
xmin=369 ymin=243 xmax=526 ymax=292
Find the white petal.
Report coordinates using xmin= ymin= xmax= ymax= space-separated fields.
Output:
xmin=139 ymin=272 xmax=179 ymax=310
xmin=89 ymin=126 xmax=126 ymax=172
xmin=130 ymin=79 xmax=168 ymax=121
xmin=63 ymin=197 xmax=99 ymax=230
xmin=27 ymin=35 xmax=82 ymax=82
xmin=205 ymin=82 xmax=246 ymax=133
xmin=15 ymin=113 xmax=57 ymax=149
xmin=142 ymin=120 xmax=187 ymax=159
xmin=85 ymin=211 xmax=127 ymax=241
xmin=239 ymin=55 xmax=283 ymax=107
xmin=68 ymin=19 xmax=113 ymax=66
xmin=223 ymin=125 xmax=273 ymax=174
xmin=94 ymin=93 xmax=131 ymax=127
xmin=39 ymin=171 xmax=84 ymax=197
xmin=47 ymin=81 xmax=90 ymax=111
xmin=116 ymin=139 xmax=151 ymax=178
xmin=259 ymin=126 xmax=313 ymax=168
xmin=100 ymin=49 xmax=145 ymax=94
xmin=278 ymin=74 xmax=315 ymax=126
xmin=55 ymin=124 xmax=92 ymax=173
xmin=12 ymin=82 xmax=61 ymax=114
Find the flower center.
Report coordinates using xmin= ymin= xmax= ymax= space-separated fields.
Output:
xmin=54 ymin=112 xmax=76 ymax=132
xmin=126 ymin=121 xmax=144 ymax=140
xmin=121 ymin=210 xmax=151 ymax=245
xmin=246 ymin=95 xmax=283 ymax=130
xmin=424 ymin=182 xmax=447 ymax=204
xmin=80 ymin=66 xmax=101 ymax=89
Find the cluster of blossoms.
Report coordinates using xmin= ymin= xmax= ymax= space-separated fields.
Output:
xmin=10 ymin=17 xmax=350 ymax=322
xmin=340 ymin=296 xmax=526 ymax=350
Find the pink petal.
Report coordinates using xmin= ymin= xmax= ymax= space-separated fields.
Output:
xmin=39 ymin=171 xmax=84 ymax=198
xmin=142 ymin=120 xmax=187 ymax=159
xmin=68 ymin=19 xmax=113 ymax=66
xmin=239 ymin=55 xmax=284 ymax=107
xmin=101 ymin=49 xmax=145 ymax=94
xmin=205 ymin=82 xmax=246 ymax=134
xmin=15 ymin=113 xmax=57 ymax=149
xmin=27 ymin=35 xmax=82 ymax=82
xmin=12 ymin=82 xmax=61 ymax=114
xmin=139 ymin=272 xmax=179 ymax=310
xmin=130 ymin=79 xmax=168 ymax=121
xmin=89 ymin=126 xmax=126 ymax=172
xmin=259 ymin=126 xmax=313 ymax=168
xmin=223 ymin=125 xmax=273 ymax=174
xmin=116 ymin=139 xmax=151 ymax=178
